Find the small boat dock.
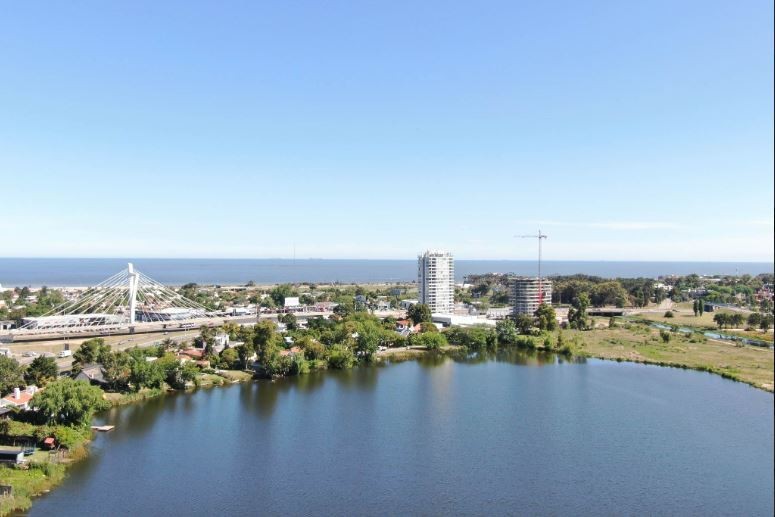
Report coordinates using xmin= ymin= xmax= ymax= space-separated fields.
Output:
xmin=91 ymin=425 xmax=115 ymax=432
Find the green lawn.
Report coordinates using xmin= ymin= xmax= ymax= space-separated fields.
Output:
xmin=566 ymin=324 xmax=774 ymax=392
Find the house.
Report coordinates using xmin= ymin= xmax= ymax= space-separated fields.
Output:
xmin=178 ymin=348 xmax=205 ymax=360
xmin=75 ymin=364 xmax=109 ymax=388
xmin=279 ymin=346 xmax=303 ymax=357
xmin=284 ymin=297 xmax=301 ymax=310
xmin=400 ymin=299 xmax=418 ymax=310
xmin=315 ymin=302 xmax=338 ymax=312
xmin=0 ymin=386 xmax=39 ymax=410
xmin=395 ymin=319 xmax=422 ymax=334
xmin=0 ymin=448 xmax=25 ymax=464
xmin=42 ymin=437 xmax=57 ymax=450
xmin=0 ymin=407 xmax=13 ymax=419
xmin=373 ymin=299 xmax=391 ymax=311
xmin=214 ymin=333 xmax=229 ymax=347
xmin=0 ymin=320 xmax=13 ymax=331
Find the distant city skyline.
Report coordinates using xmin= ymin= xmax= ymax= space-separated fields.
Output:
xmin=1 ymin=1 xmax=772 ymax=261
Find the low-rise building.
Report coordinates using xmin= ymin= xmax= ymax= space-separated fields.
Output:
xmin=0 ymin=386 xmax=39 ymax=410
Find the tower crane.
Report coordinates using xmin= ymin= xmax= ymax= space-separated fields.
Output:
xmin=517 ymin=230 xmax=548 ymax=304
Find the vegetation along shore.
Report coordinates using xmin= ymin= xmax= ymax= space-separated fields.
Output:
xmin=0 ymin=273 xmax=772 ymax=514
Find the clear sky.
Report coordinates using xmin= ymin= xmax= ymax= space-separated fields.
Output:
xmin=1 ymin=1 xmax=772 ymax=261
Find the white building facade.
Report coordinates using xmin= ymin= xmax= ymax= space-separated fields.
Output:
xmin=418 ymin=250 xmax=455 ymax=314
xmin=509 ymin=276 xmax=552 ymax=316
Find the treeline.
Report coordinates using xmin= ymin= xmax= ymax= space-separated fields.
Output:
xmin=713 ymin=312 xmax=773 ymax=331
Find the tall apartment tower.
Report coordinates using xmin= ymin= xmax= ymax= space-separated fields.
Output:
xmin=418 ymin=250 xmax=455 ymax=314
xmin=509 ymin=277 xmax=552 ymax=316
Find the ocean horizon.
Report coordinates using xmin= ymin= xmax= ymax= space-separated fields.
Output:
xmin=0 ymin=258 xmax=772 ymax=287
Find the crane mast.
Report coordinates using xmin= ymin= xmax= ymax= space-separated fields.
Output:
xmin=518 ymin=230 xmax=548 ymax=304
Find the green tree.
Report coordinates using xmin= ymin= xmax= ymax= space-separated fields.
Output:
xmin=411 ymin=332 xmax=447 ymax=350
xmin=130 ymin=360 xmax=166 ymax=391
xmin=355 ymin=321 xmax=383 ymax=362
xmin=713 ymin=313 xmax=729 ymax=329
xmin=32 ymin=378 xmax=109 ymax=428
xmin=101 ymin=351 xmax=133 ymax=391
xmin=24 ymin=356 xmax=59 ymax=387
xmin=327 ymin=344 xmax=355 ymax=369
xmin=73 ymin=338 xmax=111 ymax=370
xmin=568 ymin=293 xmax=590 ymax=330
xmin=693 ymin=300 xmax=699 ymax=317
xmin=513 ymin=314 xmax=535 ymax=334
xmin=408 ymin=303 xmax=432 ymax=325
xmin=270 ymin=284 xmax=297 ymax=307
xmin=496 ymin=319 xmax=519 ymax=344
xmin=747 ymin=312 xmax=762 ymax=328
xmin=219 ymin=348 xmax=240 ymax=369
xmin=0 ymin=356 xmax=24 ymax=396
xmin=279 ymin=313 xmax=298 ymax=331
xmin=698 ymin=300 xmax=704 ymax=316
xmin=534 ymin=303 xmax=558 ymax=331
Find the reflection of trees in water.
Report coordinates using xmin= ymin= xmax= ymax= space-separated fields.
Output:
xmin=329 ymin=365 xmax=378 ymax=391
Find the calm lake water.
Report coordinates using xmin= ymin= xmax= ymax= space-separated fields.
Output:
xmin=29 ymin=354 xmax=774 ymax=516
xmin=1 ymin=258 xmax=773 ymax=286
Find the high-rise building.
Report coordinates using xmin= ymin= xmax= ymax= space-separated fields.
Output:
xmin=418 ymin=250 xmax=455 ymax=314
xmin=509 ymin=277 xmax=552 ymax=316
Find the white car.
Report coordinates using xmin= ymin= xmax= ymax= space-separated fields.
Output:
xmin=58 ymin=350 xmax=73 ymax=358
xmin=23 ymin=351 xmax=39 ymax=358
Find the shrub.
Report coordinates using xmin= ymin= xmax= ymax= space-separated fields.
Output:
xmin=664 ymin=311 xmax=674 ymax=318
xmin=327 ymin=345 xmax=356 ymax=369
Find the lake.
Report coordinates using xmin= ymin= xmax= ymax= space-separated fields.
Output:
xmin=29 ymin=353 xmax=774 ymax=516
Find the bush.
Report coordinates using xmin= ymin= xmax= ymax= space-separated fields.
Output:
xmin=327 ymin=345 xmax=356 ymax=369
xmin=660 ymin=330 xmax=671 ymax=343
xmin=664 ymin=311 xmax=674 ymax=318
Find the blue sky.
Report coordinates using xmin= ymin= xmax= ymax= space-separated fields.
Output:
xmin=1 ymin=1 xmax=772 ymax=261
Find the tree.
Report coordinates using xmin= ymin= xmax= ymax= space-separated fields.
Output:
xmin=279 ymin=313 xmax=298 ymax=331
xmin=747 ymin=313 xmax=762 ymax=328
xmin=408 ymin=303 xmax=432 ymax=325
xmin=693 ymin=300 xmax=699 ymax=317
xmin=130 ymin=360 xmax=166 ymax=391
xmin=73 ymin=338 xmax=111 ymax=370
xmin=355 ymin=322 xmax=382 ymax=362
xmin=698 ymin=300 xmax=704 ymax=316
xmin=513 ymin=314 xmax=534 ymax=334
xmin=24 ymin=356 xmax=59 ymax=387
xmin=327 ymin=345 xmax=356 ymax=369
xmin=32 ymin=378 xmax=110 ymax=428
xmin=496 ymin=319 xmax=519 ymax=344
xmin=0 ymin=356 xmax=24 ymax=396
xmin=101 ymin=351 xmax=133 ymax=391
xmin=568 ymin=293 xmax=590 ymax=330
xmin=219 ymin=348 xmax=240 ymax=369
xmin=270 ymin=284 xmax=297 ymax=307
xmin=534 ymin=303 xmax=558 ymax=331
xmin=411 ymin=332 xmax=447 ymax=350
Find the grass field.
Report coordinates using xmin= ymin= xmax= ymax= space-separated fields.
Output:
xmin=629 ymin=302 xmax=773 ymax=343
xmin=567 ymin=323 xmax=774 ymax=392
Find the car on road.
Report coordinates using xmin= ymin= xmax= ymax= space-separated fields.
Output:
xmin=22 ymin=351 xmax=39 ymax=358
xmin=58 ymin=350 xmax=72 ymax=358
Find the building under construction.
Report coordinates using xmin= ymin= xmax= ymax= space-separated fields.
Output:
xmin=509 ymin=277 xmax=552 ymax=316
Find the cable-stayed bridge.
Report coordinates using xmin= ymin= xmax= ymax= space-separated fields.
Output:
xmin=3 ymin=263 xmax=224 ymax=341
